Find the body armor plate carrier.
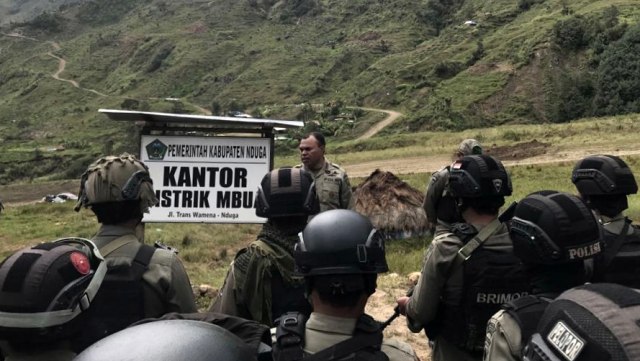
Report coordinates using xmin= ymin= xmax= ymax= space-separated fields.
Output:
xmin=440 ymin=223 xmax=530 ymax=355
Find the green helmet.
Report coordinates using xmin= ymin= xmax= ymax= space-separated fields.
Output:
xmin=74 ymin=153 xmax=157 ymax=213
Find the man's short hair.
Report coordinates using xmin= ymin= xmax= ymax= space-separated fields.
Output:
xmin=302 ymin=132 xmax=326 ymax=147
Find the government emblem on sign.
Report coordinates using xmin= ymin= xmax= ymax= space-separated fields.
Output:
xmin=146 ymin=139 xmax=168 ymax=160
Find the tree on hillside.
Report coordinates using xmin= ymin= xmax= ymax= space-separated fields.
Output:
xmin=594 ymin=23 xmax=640 ymax=116
xmin=418 ymin=0 xmax=465 ymax=36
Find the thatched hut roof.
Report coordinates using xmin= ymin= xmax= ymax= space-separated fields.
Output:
xmin=354 ymin=169 xmax=428 ymax=239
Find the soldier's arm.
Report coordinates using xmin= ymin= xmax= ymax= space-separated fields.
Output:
xmin=167 ymin=255 xmax=198 ymax=313
xmin=209 ymin=266 xmax=240 ymax=315
xmin=341 ymin=173 xmax=355 ymax=210
xmin=424 ymin=170 xmax=447 ymax=228
xmin=483 ymin=310 xmax=521 ymax=361
xmin=405 ymin=235 xmax=457 ymax=326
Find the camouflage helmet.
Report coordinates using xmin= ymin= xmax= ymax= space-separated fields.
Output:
xmin=75 ymin=153 xmax=157 ymax=213
xmin=457 ymin=139 xmax=483 ymax=157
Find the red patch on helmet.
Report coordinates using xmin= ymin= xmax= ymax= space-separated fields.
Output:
xmin=70 ymin=252 xmax=90 ymax=275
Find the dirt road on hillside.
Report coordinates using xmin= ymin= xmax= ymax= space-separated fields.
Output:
xmin=355 ymin=107 xmax=403 ymax=140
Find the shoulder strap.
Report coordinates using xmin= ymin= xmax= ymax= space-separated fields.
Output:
xmin=131 ymin=244 xmax=155 ymax=279
xmin=456 ymin=218 xmax=502 ymax=261
xmin=99 ymin=234 xmax=139 ymax=256
xmin=503 ymin=295 xmax=552 ymax=345
xmin=603 ymin=219 xmax=631 ymax=268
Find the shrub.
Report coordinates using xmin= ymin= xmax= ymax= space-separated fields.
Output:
xmin=594 ymin=23 xmax=640 ymax=116
xmin=433 ymin=61 xmax=465 ymax=79
xmin=552 ymin=16 xmax=588 ymax=51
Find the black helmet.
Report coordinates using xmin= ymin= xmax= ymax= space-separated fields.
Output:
xmin=523 ymin=283 xmax=640 ymax=361
xmin=510 ymin=191 xmax=602 ymax=264
xmin=74 ymin=320 xmax=257 ymax=361
xmin=0 ymin=238 xmax=105 ymax=339
xmin=255 ymin=167 xmax=319 ymax=218
xmin=572 ymin=155 xmax=638 ymax=196
xmin=448 ymin=155 xmax=512 ymax=198
xmin=294 ymin=209 xmax=388 ymax=276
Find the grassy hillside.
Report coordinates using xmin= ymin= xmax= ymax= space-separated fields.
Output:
xmin=0 ymin=0 xmax=639 ymax=183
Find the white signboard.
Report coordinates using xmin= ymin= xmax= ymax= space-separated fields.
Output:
xmin=140 ymin=135 xmax=270 ymax=223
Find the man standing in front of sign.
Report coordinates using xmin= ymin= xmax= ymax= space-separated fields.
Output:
xmin=74 ymin=153 xmax=197 ymax=349
xmin=296 ymin=132 xmax=354 ymax=212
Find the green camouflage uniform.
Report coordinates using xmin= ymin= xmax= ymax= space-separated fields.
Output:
xmin=296 ymin=158 xmax=354 ymax=212
xmin=92 ymin=224 xmax=197 ymax=317
xmin=211 ymin=222 xmax=306 ymax=326
xmin=423 ymin=166 xmax=455 ymax=236
xmin=483 ymin=309 xmax=522 ymax=361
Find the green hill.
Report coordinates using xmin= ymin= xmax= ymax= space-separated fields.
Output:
xmin=0 ymin=0 xmax=639 ymax=183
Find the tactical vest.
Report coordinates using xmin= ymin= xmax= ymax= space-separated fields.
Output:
xmin=440 ymin=224 xmax=530 ymax=355
xmin=72 ymin=243 xmax=155 ymax=352
xmin=234 ymin=240 xmax=311 ymax=325
xmin=502 ymin=294 xmax=554 ymax=349
xmin=593 ymin=219 xmax=640 ymax=288
xmin=272 ymin=312 xmax=389 ymax=361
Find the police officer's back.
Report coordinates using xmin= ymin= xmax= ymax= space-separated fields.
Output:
xmin=400 ymin=154 xmax=527 ymax=361
xmin=272 ymin=209 xmax=417 ymax=361
xmin=523 ymin=283 xmax=640 ymax=361
xmin=74 ymin=153 xmax=197 ymax=349
xmin=572 ymin=154 xmax=640 ymax=287
xmin=211 ymin=167 xmax=319 ymax=325
xmin=484 ymin=191 xmax=603 ymax=361
xmin=0 ymin=238 xmax=106 ymax=361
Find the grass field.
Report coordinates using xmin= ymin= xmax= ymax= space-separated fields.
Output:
xmin=3 ymin=113 xmax=640 ymax=296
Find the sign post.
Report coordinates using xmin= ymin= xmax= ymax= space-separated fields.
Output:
xmin=99 ymin=109 xmax=303 ymax=224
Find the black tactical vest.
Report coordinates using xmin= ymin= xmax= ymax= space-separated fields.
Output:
xmin=593 ymin=220 xmax=640 ymax=288
xmin=440 ymin=224 xmax=530 ymax=355
xmin=272 ymin=312 xmax=389 ymax=361
xmin=502 ymin=294 xmax=554 ymax=349
xmin=72 ymin=244 xmax=155 ymax=352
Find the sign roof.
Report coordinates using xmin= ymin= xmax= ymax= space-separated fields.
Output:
xmin=99 ymin=109 xmax=304 ymax=129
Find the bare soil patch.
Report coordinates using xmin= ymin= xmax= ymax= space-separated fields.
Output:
xmin=484 ymin=139 xmax=551 ymax=160
xmin=0 ymin=180 xmax=79 ymax=205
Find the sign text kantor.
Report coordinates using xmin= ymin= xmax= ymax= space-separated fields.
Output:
xmin=140 ymin=135 xmax=270 ymax=223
